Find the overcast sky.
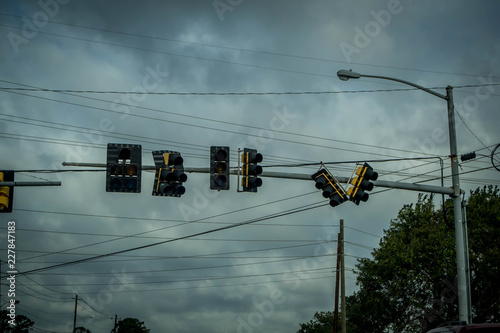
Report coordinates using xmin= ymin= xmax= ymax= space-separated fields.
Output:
xmin=0 ymin=1 xmax=499 ymax=332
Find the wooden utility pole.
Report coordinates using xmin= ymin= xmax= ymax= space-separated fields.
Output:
xmin=73 ymin=294 xmax=78 ymax=333
xmin=333 ymin=228 xmax=341 ymax=333
xmin=340 ymin=219 xmax=346 ymax=333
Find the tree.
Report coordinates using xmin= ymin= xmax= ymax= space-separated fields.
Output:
xmin=0 ymin=310 xmax=35 ymax=333
xmin=297 ymin=311 xmax=336 ymax=333
xmin=114 ymin=317 xmax=150 ymax=333
xmin=346 ymin=186 xmax=500 ymax=332
xmin=75 ymin=326 xmax=92 ymax=333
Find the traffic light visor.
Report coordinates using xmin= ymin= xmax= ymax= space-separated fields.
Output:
xmin=118 ymin=148 xmax=131 ymax=160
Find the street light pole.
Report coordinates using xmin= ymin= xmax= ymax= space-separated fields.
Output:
xmin=337 ymin=69 xmax=471 ymax=323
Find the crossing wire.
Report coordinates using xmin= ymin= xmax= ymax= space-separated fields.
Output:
xmin=0 ymin=90 xmax=440 ymax=160
xmin=8 ymin=201 xmax=327 ymax=277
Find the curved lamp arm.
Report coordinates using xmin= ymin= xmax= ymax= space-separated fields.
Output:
xmin=337 ymin=69 xmax=447 ymax=100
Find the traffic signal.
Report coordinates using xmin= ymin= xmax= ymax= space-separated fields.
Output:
xmin=0 ymin=171 xmax=14 ymax=213
xmin=241 ymin=148 xmax=263 ymax=192
xmin=152 ymin=150 xmax=187 ymax=197
xmin=106 ymin=144 xmax=142 ymax=193
xmin=210 ymin=146 xmax=230 ymax=191
xmin=347 ymin=162 xmax=378 ymax=205
xmin=311 ymin=168 xmax=347 ymax=207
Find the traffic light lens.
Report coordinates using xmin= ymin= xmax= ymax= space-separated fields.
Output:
xmin=177 ymin=172 xmax=188 ymax=183
xmin=251 ymin=153 xmax=263 ymax=163
xmin=110 ymin=178 xmax=122 ymax=190
xmin=110 ymin=165 xmax=123 ymax=175
xmin=215 ymin=162 xmax=227 ymax=173
xmin=215 ymin=150 xmax=227 ymax=161
xmin=215 ymin=175 xmax=227 ymax=186
xmin=126 ymin=165 xmax=138 ymax=176
xmin=248 ymin=177 xmax=262 ymax=187
xmin=169 ymin=155 xmax=183 ymax=166
xmin=175 ymin=185 xmax=186 ymax=195
xmin=248 ymin=165 xmax=262 ymax=175
xmin=315 ymin=175 xmax=327 ymax=189
xmin=329 ymin=194 xmax=342 ymax=207
xmin=125 ymin=178 xmax=137 ymax=190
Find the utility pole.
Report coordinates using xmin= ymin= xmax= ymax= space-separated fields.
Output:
xmin=340 ymin=220 xmax=346 ymax=333
xmin=333 ymin=229 xmax=341 ymax=333
xmin=73 ymin=294 xmax=78 ymax=333
xmin=113 ymin=314 xmax=118 ymax=332
xmin=337 ymin=69 xmax=471 ymax=322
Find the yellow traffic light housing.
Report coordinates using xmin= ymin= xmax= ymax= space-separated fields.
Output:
xmin=347 ymin=163 xmax=378 ymax=205
xmin=311 ymin=168 xmax=347 ymax=207
xmin=240 ymin=148 xmax=263 ymax=193
xmin=0 ymin=171 xmax=14 ymax=213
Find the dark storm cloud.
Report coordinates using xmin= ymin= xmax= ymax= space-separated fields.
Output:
xmin=0 ymin=1 xmax=499 ymax=332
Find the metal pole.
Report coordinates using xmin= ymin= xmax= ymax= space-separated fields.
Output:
xmin=61 ymin=162 xmax=455 ymax=195
xmin=337 ymin=71 xmax=471 ymax=323
xmin=0 ymin=181 xmax=61 ymax=187
xmin=340 ymin=220 xmax=346 ymax=333
xmin=462 ymin=202 xmax=472 ymax=323
xmin=446 ymin=86 xmax=469 ymax=322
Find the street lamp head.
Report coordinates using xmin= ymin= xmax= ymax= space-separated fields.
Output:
xmin=337 ymin=69 xmax=361 ymax=81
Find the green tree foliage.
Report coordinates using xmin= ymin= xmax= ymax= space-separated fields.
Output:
xmin=297 ymin=311 xmax=337 ymax=333
xmin=0 ymin=310 xmax=35 ymax=333
xmin=114 ymin=317 xmax=150 ymax=333
xmin=346 ymin=186 xmax=500 ymax=332
xmin=75 ymin=326 xmax=92 ymax=333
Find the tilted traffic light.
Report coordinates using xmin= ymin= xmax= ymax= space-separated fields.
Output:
xmin=241 ymin=148 xmax=263 ymax=192
xmin=152 ymin=150 xmax=187 ymax=197
xmin=311 ymin=168 xmax=347 ymax=207
xmin=347 ymin=162 xmax=378 ymax=205
xmin=106 ymin=144 xmax=142 ymax=193
xmin=0 ymin=171 xmax=14 ymax=213
xmin=210 ymin=146 xmax=230 ymax=191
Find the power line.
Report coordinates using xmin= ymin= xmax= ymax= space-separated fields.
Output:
xmin=16 ymin=191 xmax=319 ymax=263
xmin=0 ymin=89 xmax=417 ymax=159
xmin=10 ymin=200 xmax=327 ymax=277
xmin=21 ymin=266 xmax=337 ymax=288
xmin=1 ymin=82 xmax=499 ymax=95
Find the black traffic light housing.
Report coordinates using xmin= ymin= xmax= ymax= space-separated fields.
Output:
xmin=241 ymin=148 xmax=263 ymax=193
xmin=311 ymin=168 xmax=347 ymax=207
xmin=347 ymin=162 xmax=378 ymax=205
xmin=152 ymin=150 xmax=187 ymax=197
xmin=0 ymin=171 xmax=14 ymax=213
xmin=210 ymin=146 xmax=230 ymax=191
xmin=106 ymin=144 xmax=142 ymax=193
